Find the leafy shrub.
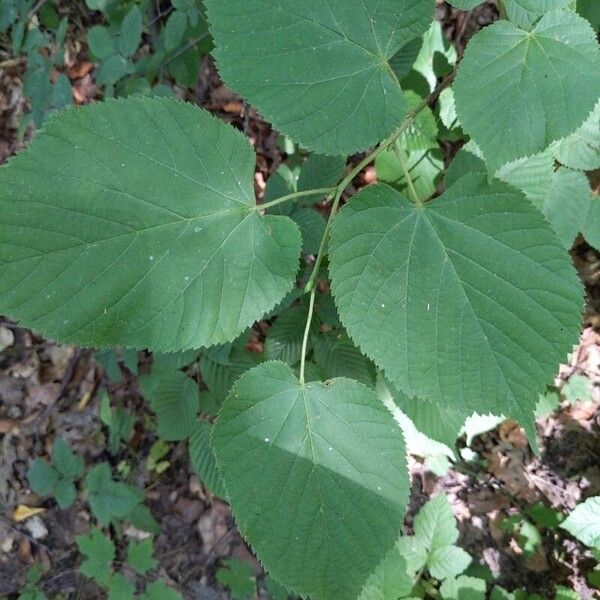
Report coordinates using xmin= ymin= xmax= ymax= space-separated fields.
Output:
xmin=3 ymin=0 xmax=600 ymax=598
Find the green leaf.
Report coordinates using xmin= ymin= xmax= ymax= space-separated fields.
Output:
xmin=165 ymin=10 xmax=188 ymax=51
xmin=555 ymin=99 xmax=600 ymax=171
xmin=189 ymin=421 xmax=226 ymax=498
xmin=139 ymin=580 xmax=183 ymax=600
xmin=329 ymin=175 xmax=583 ymax=428
xmin=76 ymin=527 xmax=115 ymax=583
xmin=127 ymin=504 xmax=160 ymax=535
xmin=87 ymin=25 xmax=114 ymax=59
xmin=446 ymin=0 xmax=484 ymax=8
xmin=53 ymin=478 xmax=77 ymax=509
xmin=167 ymin=45 xmax=200 ymax=86
xmin=217 ymin=559 xmax=256 ymax=599
xmin=534 ymin=167 xmax=592 ymax=249
xmin=205 ymin=0 xmax=434 ymax=154
xmin=414 ymin=495 xmax=458 ymax=551
xmin=119 ymin=6 xmax=143 ymax=57
xmin=84 ymin=463 xmax=143 ymax=524
xmin=107 ymin=573 xmax=135 ymax=600
xmin=562 ymin=373 xmax=592 ymax=404
xmin=296 ymin=154 xmax=346 ymax=204
xmin=0 ymin=98 xmax=301 ymax=352
xmin=141 ymin=369 xmax=199 ymax=440
xmin=212 ymin=361 xmax=410 ymax=600
xmin=440 ymin=576 xmax=486 ymax=600
xmin=27 ymin=459 xmax=60 ymax=496
xmin=503 ymin=0 xmax=572 ymax=30
xmin=453 ymin=10 xmax=600 ymax=170
xmin=577 ymin=0 xmax=600 ymax=30
xmin=395 ymin=536 xmax=429 ymax=574
xmin=398 ymin=91 xmax=438 ymax=152
xmin=561 ymin=496 xmax=600 ymax=549
xmin=388 ymin=383 xmax=467 ymax=448
xmin=375 ymin=144 xmax=443 ymax=202
xmin=428 ymin=545 xmax=472 ymax=580
xmin=555 ymin=587 xmax=581 ymax=600
xmin=292 ymin=207 xmax=326 ymax=255
xmin=265 ymin=306 xmax=308 ymax=365
xmin=126 ymin=538 xmax=157 ymax=575
xmin=359 ymin=545 xmax=414 ymax=600
xmin=389 ymin=37 xmax=423 ymax=81
xmin=96 ymin=54 xmax=130 ymax=86
xmin=51 ymin=439 xmax=84 ymax=479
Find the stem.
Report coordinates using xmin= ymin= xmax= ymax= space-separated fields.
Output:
xmin=394 ymin=142 xmax=421 ymax=206
xmin=254 ymin=187 xmax=335 ymax=212
xmin=299 ymin=287 xmax=316 ymax=384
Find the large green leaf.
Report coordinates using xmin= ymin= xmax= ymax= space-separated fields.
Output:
xmin=212 ymin=361 xmax=409 ymax=600
xmin=329 ymin=175 xmax=583 ymax=428
xmin=205 ymin=0 xmax=434 ymax=154
xmin=0 ymin=98 xmax=301 ymax=351
xmin=453 ymin=10 xmax=600 ymax=170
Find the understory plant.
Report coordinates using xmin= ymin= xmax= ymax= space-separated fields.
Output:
xmin=2 ymin=0 xmax=600 ymax=598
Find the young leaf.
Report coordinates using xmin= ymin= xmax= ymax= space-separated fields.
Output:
xmin=212 ymin=361 xmax=410 ymax=600
xmin=205 ymin=0 xmax=434 ymax=154
xmin=53 ymin=478 xmax=77 ymax=509
xmin=414 ymin=495 xmax=459 ymax=551
xmin=165 ymin=11 xmax=188 ymax=51
xmin=0 ymin=98 xmax=301 ymax=352
xmin=76 ymin=527 xmax=115 ymax=584
xmin=561 ymin=496 xmax=600 ymax=549
xmin=84 ymin=463 xmax=143 ymax=524
xmin=127 ymin=504 xmax=160 ymax=535
xmin=427 ymin=545 xmax=472 ymax=580
xmin=359 ymin=546 xmax=414 ymax=600
xmin=453 ymin=10 xmax=600 ymax=170
xmin=329 ymin=174 xmax=583 ymax=429
xmin=140 ymin=580 xmax=183 ymax=600
xmin=217 ymin=559 xmax=256 ymax=599
xmin=119 ymin=6 xmax=143 ymax=57
xmin=141 ymin=369 xmax=199 ymax=441
xmin=126 ymin=538 xmax=157 ymax=575
xmin=440 ymin=575 xmax=486 ymax=600
xmin=189 ymin=421 xmax=226 ymax=498
xmin=51 ymin=439 xmax=84 ymax=479
xmin=27 ymin=459 xmax=60 ymax=496
xmin=87 ymin=25 xmax=114 ymax=59
xmin=106 ymin=573 xmax=135 ymax=600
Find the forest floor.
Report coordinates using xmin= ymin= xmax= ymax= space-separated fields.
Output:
xmin=1 ymin=1 xmax=600 ymax=599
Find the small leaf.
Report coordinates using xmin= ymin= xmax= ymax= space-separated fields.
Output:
xmin=205 ymin=0 xmax=435 ymax=154
xmin=427 ymin=545 xmax=472 ymax=580
xmin=27 ymin=459 xmax=60 ymax=496
xmin=561 ymin=496 xmax=600 ymax=549
xmin=53 ymin=478 xmax=77 ymax=509
xmin=413 ymin=495 xmax=459 ymax=551
xmin=217 ymin=559 xmax=256 ymax=599
xmin=165 ymin=11 xmax=188 ymax=51
xmin=139 ymin=580 xmax=183 ymax=600
xmin=119 ymin=6 xmax=143 ymax=57
xmin=453 ymin=11 xmax=600 ymax=170
xmin=106 ymin=573 xmax=135 ymax=600
xmin=212 ymin=361 xmax=410 ymax=600
xmin=51 ymin=439 xmax=84 ymax=479
xmin=296 ymin=154 xmax=346 ymax=204
xmin=76 ymin=527 xmax=115 ymax=584
xmin=503 ymin=0 xmax=572 ymax=30
xmin=127 ymin=504 xmax=161 ymax=535
xmin=0 ymin=98 xmax=301 ymax=352
xmin=87 ymin=25 xmax=114 ymax=59
xmin=440 ymin=575 xmax=486 ymax=600
xmin=555 ymin=99 xmax=600 ymax=171
xmin=189 ymin=421 xmax=226 ymax=498
xmin=126 ymin=538 xmax=157 ymax=575
xmin=84 ymin=463 xmax=143 ymax=524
